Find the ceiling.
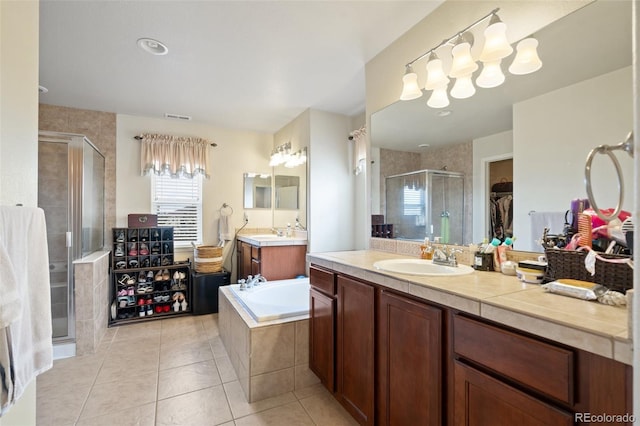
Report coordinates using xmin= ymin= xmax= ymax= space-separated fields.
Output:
xmin=38 ymin=0 xmax=443 ymax=134
xmin=371 ymin=0 xmax=632 ymax=152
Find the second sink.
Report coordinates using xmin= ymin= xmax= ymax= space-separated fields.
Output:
xmin=373 ymin=258 xmax=474 ymax=277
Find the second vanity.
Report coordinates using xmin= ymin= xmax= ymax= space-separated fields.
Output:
xmin=307 ymin=249 xmax=633 ymax=425
xmin=237 ymin=231 xmax=307 ymax=281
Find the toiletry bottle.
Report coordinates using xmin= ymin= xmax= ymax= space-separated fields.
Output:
xmin=286 ymin=223 xmax=292 ymax=237
xmin=420 ymin=238 xmax=434 ymax=260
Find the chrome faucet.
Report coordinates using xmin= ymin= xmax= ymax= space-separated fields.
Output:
xmin=245 ymin=274 xmax=267 ymax=289
xmin=432 ymin=245 xmax=462 ymax=267
xmin=271 ymin=227 xmax=283 ymax=237
xmin=238 ymin=279 xmax=247 ymax=291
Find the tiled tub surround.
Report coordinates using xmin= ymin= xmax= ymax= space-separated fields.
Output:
xmin=219 ymin=287 xmax=320 ymax=403
xmin=73 ymin=250 xmax=110 ymax=355
xmin=308 ymin=249 xmax=632 ymax=365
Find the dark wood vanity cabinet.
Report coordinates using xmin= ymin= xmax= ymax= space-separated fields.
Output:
xmin=451 ymin=313 xmax=633 ymax=425
xmin=308 ymin=264 xmax=632 ymax=426
xmin=377 ymin=290 xmax=443 ymax=426
xmin=336 ymin=275 xmax=375 ymax=425
xmin=236 ymin=239 xmax=306 ymax=280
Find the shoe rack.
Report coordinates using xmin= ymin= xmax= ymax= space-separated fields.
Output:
xmin=110 ymin=227 xmax=191 ymax=324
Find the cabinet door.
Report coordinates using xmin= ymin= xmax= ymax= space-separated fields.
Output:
xmin=337 ymin=275 xmax=375 ymax=426
xmin=378 ymin=291 xmax=442 ymax=426
xmin=453 ymin=361 xmax=573 ymax=426
xmin=309 ymin=287 xmax=335 ymax=392
xmin=237 ymin=241 xmax=252 ymax=280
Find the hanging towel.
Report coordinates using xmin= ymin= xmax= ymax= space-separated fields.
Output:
xmin=0 ymin=206 xmax=52 ymax=415
xmin=530 ymin=211 xmax=566 ymax=251
xmin=218 ymin=214 xmax=233 ymax=243
xmin=0 ymin=242 xmax=22 ymax=328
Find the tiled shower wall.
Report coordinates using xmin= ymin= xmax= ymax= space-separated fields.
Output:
xmin=379 ymin=143 xmax=473 ymax=244
xmin=39 ymin=104 xmax=117 ymax=245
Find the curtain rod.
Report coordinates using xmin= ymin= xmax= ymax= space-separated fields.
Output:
xmin=133 ymin=135 xmax=217 ymax=147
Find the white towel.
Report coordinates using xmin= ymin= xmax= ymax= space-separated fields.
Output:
xmin=0 ymin=206 xmax=53 ymax=415
xmin=0 ymin=242 xmax=22 ymax=328
xmin=218 ymin=214 xmax=233 ymax=243
xmin=530 ymin=211 xmax=566 ymax=252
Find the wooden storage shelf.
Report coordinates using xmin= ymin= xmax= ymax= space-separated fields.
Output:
xmin=109 ymin=226 xmax=191 ymax=325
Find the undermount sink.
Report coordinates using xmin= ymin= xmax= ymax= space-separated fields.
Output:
xmin=373 ymin=258 xmax=474 ymax=277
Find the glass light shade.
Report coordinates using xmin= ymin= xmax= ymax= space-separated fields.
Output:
xmin=449 ymin=42 xmax=478 ymax=78
xmin=427 ymin=85 xmax=450 ymax=108
xmin=450 ymin=74 xmax=476 ymax=99
xmin=479 ymin=19 xmax=513 ymax=62
xmin=424 ymin=57 xmax=450 ymax=90
xmin=476 ymin=60 xmax=505 ymax=88
xmin=400 ymin=67 xmax=423 ymax=100
xmin=508 ymin=38 xmax=542 ymax=75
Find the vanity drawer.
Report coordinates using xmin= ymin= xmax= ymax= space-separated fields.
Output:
xmin=453 ymin=315 xmax=574 ymax=404
xmin=310 ymin=265 xmax=336 ymax=295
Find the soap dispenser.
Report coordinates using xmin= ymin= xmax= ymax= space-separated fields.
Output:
xmin=286 ymin=223 xmax=292 ymax=237
xmin=420 ymin=238 xmax=434 ymax=260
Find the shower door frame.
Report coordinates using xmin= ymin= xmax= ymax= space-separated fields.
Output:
xmin=38 ymin=131 xmax=102 ymax=343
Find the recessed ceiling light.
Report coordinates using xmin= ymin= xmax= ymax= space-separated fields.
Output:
xmin=436 ymin=110 xmax=452 ymax=117
xmin=418 ymin=143 xmax=430 ymax=148
xmin=137 ymin=38 xmax=168 ymax=56
xmin=38 ymin=85 xmax=48 ymax=94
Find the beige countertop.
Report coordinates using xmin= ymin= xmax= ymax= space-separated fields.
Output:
xmin=307 ymin=249 xmax=632 ymax=365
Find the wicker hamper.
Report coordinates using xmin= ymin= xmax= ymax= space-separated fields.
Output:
xmin=194 ymin=245 xmax=223 ymax=273
xmin=544 ymin=248 xmax=633 ymax=294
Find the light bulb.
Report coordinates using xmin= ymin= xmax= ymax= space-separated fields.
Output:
xmin=424 ymin=54 xmax=449 ymax=90
xmin=450 ymin=73 xmax=476 ymax=99
xmin=476 ymin=60 xmax=505 ymax=88
xmin=509 ymin=38 xmax=542 ymax=75
xmin=479 ymin=15 xmax=513 ymax=62
xmin=449 ymin=38 xmax=478 ymax=78
xmin=427 ymin=84 xmax=450 ymax=108
xmin=400 ymin=65 xmax=423 ymax=100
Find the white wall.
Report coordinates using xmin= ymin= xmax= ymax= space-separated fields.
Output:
xmin=116 ymin=114 xmax=273 ymax=271
xmin=349 ymin=113 xmax=368 ymax=249
xmin=308 ymin=110 xmax=354 ymax=253
xmin=0 ymin=1 xmax=39 ymax=424
xmin=472 ymin=130 xmax=513 ymax=243
xmin=513 ymin=66 xmax=633 ymax=251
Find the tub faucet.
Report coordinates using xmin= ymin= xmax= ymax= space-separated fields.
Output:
xmin=246 ymin=274 xmax=267 ymax=288
xmin=238 ymin=279 xmax=247 ymax=291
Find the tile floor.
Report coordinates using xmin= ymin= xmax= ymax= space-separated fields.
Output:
xmin=36 ymin=314 xmax=358 ymax=426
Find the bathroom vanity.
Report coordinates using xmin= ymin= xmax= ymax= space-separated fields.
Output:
xmin=308 ymin=250 xmax=632 ymax=425
xmin=236 ymin=234 xmax=307 ymax=281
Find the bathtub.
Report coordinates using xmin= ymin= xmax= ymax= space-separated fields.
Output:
xmin=219 ymin=276 xmax=320 ymax=402
xmin=228 ymin=277 xmax=310 ymax=322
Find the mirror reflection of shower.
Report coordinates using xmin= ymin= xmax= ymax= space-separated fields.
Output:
xmin=38 ymin=131 xmax=105 ymax=343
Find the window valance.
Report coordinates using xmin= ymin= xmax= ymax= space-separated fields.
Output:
xmin=140 ymin=133 xmax=211 ymax=179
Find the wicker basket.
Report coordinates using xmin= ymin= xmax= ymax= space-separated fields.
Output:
xmin=544 ymin=248 xmax=633 ymax=294
xmin=194 ymin=245 xmax=223 ymax=273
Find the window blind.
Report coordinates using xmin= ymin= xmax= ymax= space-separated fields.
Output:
xmin=403 ymin=186 xmax=423 ymax=216
xmin=151 ymin=174 xmax=203 ymax=246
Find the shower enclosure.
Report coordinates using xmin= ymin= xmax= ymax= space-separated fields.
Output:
xmin=38 ymin=131 xmax=105 ymax=343
xmin=385 ymin=169 xmax=464 ymax=244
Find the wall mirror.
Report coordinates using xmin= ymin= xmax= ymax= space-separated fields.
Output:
xmin=243 ymin=173 xmax=272 ymax=209
xmin=274 ymin=175 xmax=300 ymax=210
xmin=370 ymin=1 xmax=632 ymax=250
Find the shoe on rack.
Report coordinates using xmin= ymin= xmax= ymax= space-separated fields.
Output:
xmin=173 ymin=300 xmax=180 ymax=312
xmin=139 ymin=306 xmax=145 ymax=317
xmin=128 ymin=243 xmax=137 ymax=256
xmin=155 ymin=305 xmax=163 ymax=314
xmin=114 ymin=243 xmax=125 ymax=257
xmin=139 ymin=243 xmax=149 ymax=256
xmin=138 ymin=271 xmax=146 ymax=283
xmin=180 ymin=297 xmax=187 ymax=312
xmin=146 ymin=306 xmax=153 ymax=316
xmin=151 ymin=243 xmax=160 ymax=254
xmin=147 ymin=270 xmax=154 ymax=282
xmin=117 ymin=274 xmax=131 ymax=287
xmin=155 ymin=270 xmax=163 ymax=281
xmin=141 ymin=258 xmax=150 ymax=267
xmin=115 ymin=230 xmax=125 ymax=242
xmin=163 ymin=304 xmax=170 ymax=313
xmin=152 ymin=229 xmax=160 ymax=241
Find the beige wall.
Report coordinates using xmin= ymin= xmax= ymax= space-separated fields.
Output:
xmin=116 ymin=114 xmax=274 ymax=272
xmin=0 ymin=0 xmax=39 ymax=208
xmin=0 ymin=0 xmax=39 ymax=424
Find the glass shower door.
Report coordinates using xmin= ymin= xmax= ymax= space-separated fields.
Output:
xmin=38 ymin=135 xmax=79 ymax=340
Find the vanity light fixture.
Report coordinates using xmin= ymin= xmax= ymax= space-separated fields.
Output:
xmin=399 ymin=8 xmax=542 ymax=108
xmin=269 ymin=142 xmax=307 ymax=168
